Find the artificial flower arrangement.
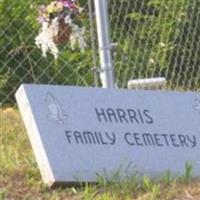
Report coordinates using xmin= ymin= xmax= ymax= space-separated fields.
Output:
xmin=35 ymin=0 xmax=87 ymax=59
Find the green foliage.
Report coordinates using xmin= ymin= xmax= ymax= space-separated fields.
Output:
xmin=180 ymin=161 xmax=193 ymax=183
xmin=169 ymin=0 xmax=200 ymax=90
xmin=162 ymin=170 xmax=172 ymax=186
xmin=82 ymin=183 xmax=97 ymax=200
xmin=143 ymin=176 xmax=160 ymax=200
xmin=0 ymin=189 xmax=6 ymax=200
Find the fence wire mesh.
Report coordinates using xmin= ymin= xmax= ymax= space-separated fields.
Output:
xmin=1 ymin=0 xmax=200 ymax=105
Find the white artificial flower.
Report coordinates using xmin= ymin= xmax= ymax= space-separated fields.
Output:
xmin=70 ymin=24 xmax=87 ymax=52
xmin=35 ymin=19 xmax=59 ymax=59
xmin=35 ymin=15 xmax=86 ymax=59
xmin=64 ymin=15 xmax=72 ymax=26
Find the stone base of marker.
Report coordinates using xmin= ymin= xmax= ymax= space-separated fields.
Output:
xmin=128 ymin=77 xmax=166 ymax=90
xmin=15 ymin=84 xmax=200 ymax=187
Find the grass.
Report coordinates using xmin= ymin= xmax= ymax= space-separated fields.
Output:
xmin=1 ymin=107 xmax=200 ymax=199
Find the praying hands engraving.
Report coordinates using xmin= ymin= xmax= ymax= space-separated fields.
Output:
xmin=193 ymin=99 xmax=200 ymax=113
xmin=45 ymin=92 xmax=67 ymax=124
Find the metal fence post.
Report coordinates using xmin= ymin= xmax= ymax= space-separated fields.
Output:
xmin=94 ymin=0 xmax=115 ymax=88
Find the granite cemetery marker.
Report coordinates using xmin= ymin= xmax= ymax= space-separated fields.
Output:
xmin=15 ymin=84 xmax=200 ymax=187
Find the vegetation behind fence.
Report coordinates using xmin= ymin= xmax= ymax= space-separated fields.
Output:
xmin=1 ymin=0 xmax=200 ymax=104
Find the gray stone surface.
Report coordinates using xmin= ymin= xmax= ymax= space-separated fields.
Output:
xmin=15 ymin=84 xmax=200 ymax=187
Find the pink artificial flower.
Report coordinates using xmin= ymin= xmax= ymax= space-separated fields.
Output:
xmin=37 ymin=15 xmax=49 ymax=24
xmin=58 ymin=0 xmax=76 ymax=10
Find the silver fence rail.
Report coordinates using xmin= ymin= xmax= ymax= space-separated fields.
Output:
xmin=1 ymin=0 xmax=200 ymax=105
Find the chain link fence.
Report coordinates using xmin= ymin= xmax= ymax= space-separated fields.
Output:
xmin=1 ymin=0 xmax=200 ymax=105
xmin=109 ymin=0 xmax=200 ymax=90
